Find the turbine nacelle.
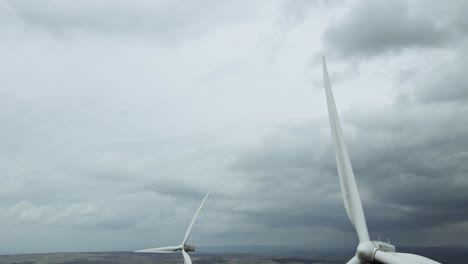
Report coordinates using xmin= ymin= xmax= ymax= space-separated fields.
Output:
xmin=183 ymin=244 xmax=195 ymax=252
xmin=373 ymin=241 xmax=396 ymax=253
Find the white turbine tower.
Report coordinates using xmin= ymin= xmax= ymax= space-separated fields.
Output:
xmin=321 ymin=57 xmax=441 ymax=264
xmin=135 ymin=193 xmax=209 ymax=264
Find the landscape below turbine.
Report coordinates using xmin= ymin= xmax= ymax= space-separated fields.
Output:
xmin=322 ymin=57 xmax=441 ymax=264
xmin=135 ymin=192 xmax=209 ymax=264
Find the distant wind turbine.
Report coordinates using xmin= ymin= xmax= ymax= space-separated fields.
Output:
xmin=135 ymin=193 xmax=209 ymax=264
xmin=322 ymin=57 xmax=441 ymax=264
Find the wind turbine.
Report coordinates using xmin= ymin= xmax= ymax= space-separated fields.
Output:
xmin=135 ymin=192 xmax=209 ymax=264
xmin=321 ymin=57 xmax=441 ymax=264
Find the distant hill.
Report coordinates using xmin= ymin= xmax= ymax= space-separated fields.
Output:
xmin=200 ymin=245 xmax=468 ymax=263
xmin=0 ymin=246 xmax=466 ymax=264
xmin=398 ymin=246 xmax=468 ymax=264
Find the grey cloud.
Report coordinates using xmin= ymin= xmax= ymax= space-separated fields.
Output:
xmin=229 ymin=122 xmax=356 ymax=232
xmin=1 ymin=191 xmax=184 ymax=233
xmin=138 ymin=181 xmax=205 ymax=200
xmin=323 ymin=0 xmax=456 ymax=58
xmin=229 ymin=72 xmax=468 ymax=244
xmin=346 ymin=101 xmax=468 ymax=231
xmin=412 ymin=53 xmax=468 ymax=103
xmin=4 ymin=0 xmax=255 ymax=42
xmin=0 ymin=0 xmax=466 ymax=253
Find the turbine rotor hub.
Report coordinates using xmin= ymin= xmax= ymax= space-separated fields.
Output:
xmin=357 ymin=242 xmax=377 ymax=263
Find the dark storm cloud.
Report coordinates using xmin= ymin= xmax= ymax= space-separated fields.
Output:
xmin=230 ymin=61 xmax=468 ymax=240
xmin=229 ymin=121 xmax=354 ymax=231
xmin=323 ymin=0 xmax=458 ymax=57
xmin=346 ymin=100 xmax=468 ymax=231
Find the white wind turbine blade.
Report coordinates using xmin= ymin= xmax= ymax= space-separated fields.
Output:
xmin=322 ymin=57 xmax=441 ymax=264
xmin=181 ymin=249 xmax=192 ymax=264
xmin=346 ymin=255 xmax=363 ymax=264
xmin=374 ymin=251 xmax=441 ymax=264
xmin=322 ymin=57 xmax=370 ymax=243
xmin=181 ymin=192 xmax=210 ymax=246
xmin=134 ymin=245 xmax=180 ymax=253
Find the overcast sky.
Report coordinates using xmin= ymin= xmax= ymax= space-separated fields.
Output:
xmin=0 ymin=0 xmax=467 ymax=254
